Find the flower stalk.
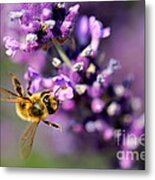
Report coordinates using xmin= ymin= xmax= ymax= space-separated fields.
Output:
xmin=53 ymin=39 xmax=72 ymax=67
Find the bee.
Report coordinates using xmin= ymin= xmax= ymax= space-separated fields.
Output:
xmin=0 ymin=73 xmax=62 ymax=159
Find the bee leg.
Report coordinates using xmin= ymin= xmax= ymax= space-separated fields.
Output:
xmin=43 ymin=120 xmax=63 ymax=133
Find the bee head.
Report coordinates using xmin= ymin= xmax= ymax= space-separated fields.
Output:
xmin=42 ymin=94 xmax=59 ymax=115
xmin=31 ymin=102 xmax=44 ymax=116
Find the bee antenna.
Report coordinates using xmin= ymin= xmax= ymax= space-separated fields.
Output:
xmin=54 ymin=86 xmax=67 ymax=97
xmin=54 ymin=87 xmax=62 ymax=97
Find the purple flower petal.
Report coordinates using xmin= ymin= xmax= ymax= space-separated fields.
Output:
xmin=3 ymin=36 xmax=20 ymax=57
xmin=52 ymin=75 xmax=74 ymax=101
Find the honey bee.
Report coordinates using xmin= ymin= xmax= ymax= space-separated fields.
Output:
xmin=0 ymin=73 xmax=62 ymax=159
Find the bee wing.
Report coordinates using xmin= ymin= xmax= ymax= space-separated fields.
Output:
xmin=0 ymin=87 xmax=18 ymax=97
xmin=20 ymin=122 xmax=39 ymax=159
xmin=0 ymin=87 xmax=21 ymax=103
xmin=10 ymin=73 xmax=25 ymax=97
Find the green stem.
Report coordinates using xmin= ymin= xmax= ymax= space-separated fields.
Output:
xmin=53 ymin=40 xmax=72 ymax=67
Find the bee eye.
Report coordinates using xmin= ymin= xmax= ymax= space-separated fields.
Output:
xmin=43 ymin=95 xmax=49 ymax=103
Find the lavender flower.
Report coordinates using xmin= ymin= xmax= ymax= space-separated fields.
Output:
xmin=76 ymin=15 xmax=110 ymax=53
xmin=3 ymin=36 xmax=20 ymax=57
xmin=91 ymin=98 xmax=105 ymax=113
xmin=24 ymin=66 xmax=46 ymax=93
xmin=3 ymin=3 xmax=80 ymax=56
xmin=24 ymin=66 xmax=74 ymax=101
xmin=60 ymin=4 xmax=80 ymax=38
xmin=52 ymin=74 xmax=74 ymax=101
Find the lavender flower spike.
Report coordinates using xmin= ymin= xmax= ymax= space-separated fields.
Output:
xmin=60 ymin=4 xmax=80 ymax=38
xmin=89 ymin=16 xmax=111 ymax=52
xmin=3 ymin=3 xmax=80 ymax=56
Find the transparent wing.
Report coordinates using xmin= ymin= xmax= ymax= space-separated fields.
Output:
xmin=10 ymin=73 xmax=24 ymax=97
xmin=0 ymin=87 xmax=20 ymax=103
xmin=19 ymin=122 xmax=39 ymax=159
xmin=0 ymin=87 xmax=18 ymax=97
